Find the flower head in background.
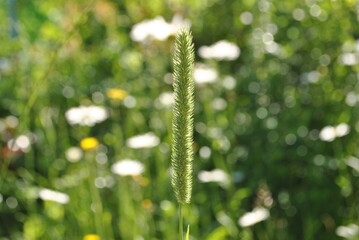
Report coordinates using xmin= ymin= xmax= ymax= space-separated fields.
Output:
xmin=83 ymin=234 xmax=101 ymax=240
xmin=38 ymin=188 xmax=70 ymax=204
xmin=238 ymin=207 xmax=270 ymax=227
xmin=111 ymin=159 xmax=145 ymax=176
xmin=155 ymin=92 xmax=174 ymax=109
xmin=4 ymin=115 xmax=18 ymax=129
xmin=199 ymin=40 xmax=240 ymax=60
xmin=339 ymin=53 xmax=359 ymax=66
xmin=194 ymin=63 xmax=218 ymax=85
xmin=130 ymin=14 xmax=190 ymax=43
xmin=319 ymin=123 xmax=350 ymax=142
xmin=80 ymin=137 xmax=99 ymax=150
xmin=346 ymin=156 xmax=359 ymax=172
xmin=65 ymin=147 xmax=83 ymax=162
xmin=336 ymin=224 xmax=359 ymax=239
xmin=126 ymin=132 xmax=160 ymax=149
xmin=198 ymin=169 xmax=229 ymax=187
xmin=7 ymin=134 xmax=32 ymax=152
xmin=65 ymin=106 xmax=108 ymax=127
xmin=339 ymin=40 xmax=359 ymax=66
xmin=107 ymin=88 xmax=128 ymax=101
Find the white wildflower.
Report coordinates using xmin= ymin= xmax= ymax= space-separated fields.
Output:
xmin=212 ymin=98 xmax=227 ymax=110
xmin=336 ymin=224 xmax=359 ymax=239
xmin=111 ymin=159 xmax=145 ymax=176
xmin=65 ymin=147 xmax=83 ymax=162
xmin=339 ymin=53 xmax=358 ymax=66
xmin=335 ymin=123 xmax=350 ymax=137
xmin=346 ymin=156 xmax=359 ymax=172
xmin=65 ymin=105 xmax=108 ymax=127
xmin=198 ymin=169 xmax=229 ymax=186
xmin=126 ymin=132 xmax=160 ymax=149
xmin=194 ymin=63 xmax=218 ymax=84
xmin=238 ymin=207 xmax=270 ymax=227
xmin=199 ymin=146 xmax=211 ymax=158
xmin=38 ymin=188 xmax=70 ymax=204
xmin=319 ymin=126 xmax=336 ymax=142
xmin=5 ymin=115 xmax=18 ymax=128
xmin=158 ymin=92 xmax=174 ymax=107
xmin=130 ymin=15 xmax=190 ymax=43
xmin=240 ymin=12 xmax=253 ymax=25
xmin=7 ymin=135 xmax=31 ymax=152
xmin=319 ymin=123 xmax=350 ymax=142
xmin=345 ymin=92 xmax=358 ymax=107
xmin=199 ymin=40 xmax=240 ymax=60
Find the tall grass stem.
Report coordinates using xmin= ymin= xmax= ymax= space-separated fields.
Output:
xmin=179 ymin=203 xmax=184 ymax=240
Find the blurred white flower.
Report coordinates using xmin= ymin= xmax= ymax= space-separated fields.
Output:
xmin=7 ymin=135 xmax=31 ymax=152
xmin=126 ymin=132 xmax=160 ymax=148
xmin=199 ymin=40 xmax=240 ymax=60
xmin=301 ymin=71 xmax=320 ymax=83
xmin=194 ymin=64 xmax=218 ymax=84
xmin=339 ymin=53 xmax=359 ymax=66
xmin=65 ymin=147 xmax=83 ymax=162
xmin=111 ymin=159 xmax=145 ymax=176
xmin=123 ymin=95 xmax=137 ymax=108
xmin=264 ymin=41 xmax=281 ymax=55
xmin=319 ymin=123 xmax=350 ymax=142
xmin=38 ymin=188 xmax=70 ymax=204
xmin=222 ymin=76 xmax=236 ymax=90
xmin=346 ymin=156 xmax=359 ymax=172
xmin=65 ymin=105 xmax=108 ymax=127
xmin=212 ymin=98 xmax=227 ymax=110
xmin=171 ymin=14 xmax=191 ymax=32
xmin=160 ymin=200 xmax=175 ymax=211
xmin=319 ymin=126 xmax=336 ymax=142
xmin=238 ymin=207 xmax=270 ymax=227
xmin=293 ymin=8 xmax=305 ymax=21
xmin=199 ymin=146 xmax=211 ymax=158
xmin=345 ymin=92 xmax=359 ymax=107
xmin=198 ymin=169 xmax=229 ymax=186
xmin=155 ymin=92 xmax=174 ymax=108
xmin=336 ymin=123 xmax=350 ymax=137
xmin=130 ymin=14 xmax=190 ymax=43
xmin=336 ymin=224 xmax=359 ymax=239
xmin=5 ymin=115 xmax=18 ymax=128
xmin=240 ymin=12 xmax=253 ymax=25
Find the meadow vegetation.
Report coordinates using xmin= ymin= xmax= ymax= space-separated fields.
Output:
xmin=1 ymin=0 xmax=359 ymax=239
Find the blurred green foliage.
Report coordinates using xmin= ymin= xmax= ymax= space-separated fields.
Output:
xmin=1 ymin=0 xmax=359 ymax=239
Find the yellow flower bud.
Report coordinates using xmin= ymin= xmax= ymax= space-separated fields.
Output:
xmin=106 ymin=88 xmax=128 ymax=100
xmin=83 ymin=234 xmax=100 ymax=240
xmin=80 ymin=137 xmax=99 ymax=150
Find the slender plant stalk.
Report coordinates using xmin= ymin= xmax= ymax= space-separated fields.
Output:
xmin=87 ymin=153 xmax=105 ymax=238
xmin=171 ymin=29 xmax=195 ymax=240
xmin=179 ymin=203 xmax=183 ymax=240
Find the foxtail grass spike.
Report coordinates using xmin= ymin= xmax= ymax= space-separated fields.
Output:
xmin=171 ymin=29 xmax=195 ymax=204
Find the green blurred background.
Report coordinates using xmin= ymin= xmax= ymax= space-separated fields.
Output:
xmin=1 ymin=0 xmax=359 ymax=239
